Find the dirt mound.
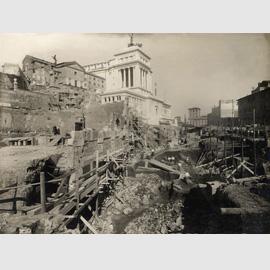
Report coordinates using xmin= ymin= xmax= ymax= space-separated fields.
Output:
xmin=92 ymin=173 xmax=184 ymax=234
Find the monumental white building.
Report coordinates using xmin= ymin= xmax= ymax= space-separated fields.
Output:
xmin=84 ymin=37 xmax=172 ymax=125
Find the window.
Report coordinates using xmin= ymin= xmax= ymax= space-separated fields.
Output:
xmin=74 ymin=71 xmax=77 ymax=75
xmin=104 ymin=97 xmax=107 ymax=102
xmin=108 ymin=97 xmax=111 ymax=102
xmin=112 ymin=97 xmax=115 ymax=101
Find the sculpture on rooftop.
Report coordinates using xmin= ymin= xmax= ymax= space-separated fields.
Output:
xmin=128 ymin=33 xmax=142 ymax=48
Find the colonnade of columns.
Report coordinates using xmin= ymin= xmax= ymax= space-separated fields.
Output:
xmin=140 ymin=68 xmax=148 ymax=89
xmin=119 ymin=66 xmax=149 ymax=90
xmin=120 ymin=67 xmax=134 ymax=88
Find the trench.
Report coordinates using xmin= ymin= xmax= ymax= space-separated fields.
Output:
xmin=137 ymin=148 xmax=244 ymax=234
xmin=182 ymin=187 xmax=243 ymax=233
xmin=23 ymin=147 xmax=245 ymax=234
xmin=91 ymin=148 xmax=199 ymax=234
xmin=37 ymin=148 xmax=245 ymax=234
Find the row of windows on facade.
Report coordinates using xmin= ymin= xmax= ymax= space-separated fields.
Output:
xmin=104 ymin=95 xmax=143 ymax=104
xmin=104 ymin=96 xmax=122 ymax=102
xmin=31 ymin=73 xmax=104 ymax=89
xmin=65 ymin=78 xmax=104 ymax=88
xmin=30 ymin=66 xmax=104 ymax=85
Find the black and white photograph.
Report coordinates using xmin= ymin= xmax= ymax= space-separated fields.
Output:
xmin=1 ymin=32 xmax=270 ymax=234
xmin=2 ymin=1 xmax=270 ymax=269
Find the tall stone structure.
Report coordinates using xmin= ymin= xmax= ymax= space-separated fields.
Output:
xmin=84 ymin=36 xmax=172 ymax=125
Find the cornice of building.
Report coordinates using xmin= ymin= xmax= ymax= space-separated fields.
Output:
xmin=146 ymin=95 xmax=171 ymax=107
xmin=114 ymin=47 xmax=151 ymax=60
xmin=101 ymin=89 xmax=171 ymax=107
xmin=101 ymin=89 xmax=145 ymax=99
xmin=109 ymin=60 xmax=152 ymax=73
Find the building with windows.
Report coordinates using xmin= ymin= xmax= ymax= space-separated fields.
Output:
xmin=84 ymin=38 xmax=172 ymax=125
xmin=188 ymin=107 xmax=208 ymax=127
xmin=22 ymin=55 xmax=105 ymax=109
xmin=207 ymin=100 xmax=238 ymax=126
xmin=238 ymin=80 xmax=270 ymax=125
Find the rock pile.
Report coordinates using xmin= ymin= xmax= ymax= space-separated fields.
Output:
xmin=91 ymin=173 xmax=184 ymax=234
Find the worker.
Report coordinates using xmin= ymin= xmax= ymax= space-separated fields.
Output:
xmin=168 ymin=181 xmax=174 ymax=199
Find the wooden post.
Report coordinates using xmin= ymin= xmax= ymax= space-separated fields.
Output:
xmin=96 ymin=150 xmax=99 ymax=178
xmin=253 ymin=108 xmax=257 ymax=176
xmin=209 ymin=126 xmax=213 ymax=161
xmin=231 ymin=102 xmax=235 ymax=169
xmin=240 ymin=121 xmax=244 ymax=178
xmin=80 ymin=216 xmax=98 ymax=234
xmin=40 ymin=172 xmax=46 ymax=213
xmin=75 ymin=173 xmax=79 ymax=211
xmin=224 ymin=135 xmax=227 ymax=166
xmin=95 ymin=150 xmax=99 ymax=217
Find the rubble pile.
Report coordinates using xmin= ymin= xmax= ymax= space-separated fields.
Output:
xmin=0 ymin=211 xmax=81 ymax=234
xmin=124 ymin=200 xmax=183 ymax=234
xmin=91 ymin=173 xmax=184 ymax=234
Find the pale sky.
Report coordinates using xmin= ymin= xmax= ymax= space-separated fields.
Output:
xmin=1 ymin=33 xmax=270 ymax=118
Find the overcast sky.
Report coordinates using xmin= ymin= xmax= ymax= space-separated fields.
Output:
xmin=1 ymin=33 xmax=269 ymax=118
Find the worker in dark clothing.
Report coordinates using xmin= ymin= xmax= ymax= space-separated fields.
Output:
xmin=168 ymin=181 xmax=174 ymax=199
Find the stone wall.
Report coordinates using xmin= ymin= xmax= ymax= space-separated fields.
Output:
xmin=0 ymin=88 xmax=55 ymax=111
xmin=0 ymin=98 xmax=126 ymax=138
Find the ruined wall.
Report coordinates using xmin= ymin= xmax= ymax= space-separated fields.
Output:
xmin=0 ymin=89 xmax=56 ymax=111
xmin=84 ymin=101 xmax=126 ymax=131
xmin=0 ymin=107 xmax=27 ymax=133
xmin=0 ymin=88 xmax=59 ymax=135
xmin=73 ymin=128 xmax=126 ymax=173
xmin=0 ymin=72 xmax=29 ymax=91
xmin=1 ymin=98 xmax=126 ymax=138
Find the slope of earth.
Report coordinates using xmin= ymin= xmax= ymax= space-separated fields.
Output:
xmin=91 ymin=173 xmax=184 ymax=234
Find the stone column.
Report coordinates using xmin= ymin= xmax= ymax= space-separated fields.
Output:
xmin=130 ymin=67 xmax=133 ymax=87
xmin=126 ymin=68 xmax=129 ymax=87
xmin=140 ymin=68 xmax=142 ymax=87
xmin=123 ymin=68 xmax=125 ymax=88
xmin=142 ymin=69 xmax=145 ymax=89
xmin=141 ymin=69 xmax=143 ymax=88
xmin=145 ymin=71 xmax=147 ymax=90
xmin=119 ymin=69 xmax=123 ymax=88
xmin=127 ymin=68 xmax=131 ymax=87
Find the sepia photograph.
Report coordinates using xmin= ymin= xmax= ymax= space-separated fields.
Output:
xmin=1 ymin=32 xmax=270 ymax=234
